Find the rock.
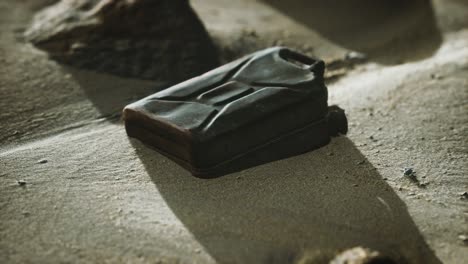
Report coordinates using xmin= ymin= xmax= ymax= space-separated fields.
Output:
xmin=460 ymin=191 xmax=468 ymax=200
xmin=330 ymin=247 xmax=395 ymax=264
xmin=24 ymin=0 xmax=219 ymax=81
xmin=22 ymin=211 xmax=31 ymax=217
xmin=403 ymin=167 xmax=414 ymax=177
xmin=38 ymin=159 xmax=48 ymax=164
xmin=345 ymin=51 xmax=368 ymax=62
xmin=17 ymin=179 xmax=27 ymax=186
xmin=458 ymin=234 xmax=468 ymax=244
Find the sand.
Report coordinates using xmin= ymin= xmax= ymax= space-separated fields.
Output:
xmin=1 ymin=0 xmax=467 ymax=263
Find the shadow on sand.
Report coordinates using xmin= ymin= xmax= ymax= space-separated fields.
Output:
xmin=131 ymin=136 xmax=441 ymax=263
xmin=62 ymin=67 xmax=162 ymax=119
xmin=262 ymin=0 xmax=442 ymax=65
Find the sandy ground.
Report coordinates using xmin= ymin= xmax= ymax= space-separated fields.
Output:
xmin=1 ymin=0 xmax=467 ymax=263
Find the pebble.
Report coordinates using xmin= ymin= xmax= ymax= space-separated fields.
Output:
xmin=460 ymin=192 xmax=468 ymax=200
xmin=458 ymin=235 xmax=468 ymax=244
xmin=403 ymin=167 xmax=415 ymax=177
xmin=345 ymin=51 xmax=368 ymax=62
xmin=17 ymin=179 xmax=27 ymax=186
xmin=38 ymin=159 xmax=48 ymax=164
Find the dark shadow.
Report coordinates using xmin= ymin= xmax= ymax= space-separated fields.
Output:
xmin=131 ymin=136 xmax=442 ymax=263
xmin=62 ymin=67 xmax=164 ymax=119
xmin=262 ymin=0 xmax=442 ymax=65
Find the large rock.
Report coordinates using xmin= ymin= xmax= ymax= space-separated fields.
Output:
xmin=24 ymin=0 xmax=219 ymax=81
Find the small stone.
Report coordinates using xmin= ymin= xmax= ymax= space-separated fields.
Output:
xmin=377 ymin=127 xmax=383 ymax=131
xmin=458 ymin=235 xmax=468 ymax=244
xmin=327 ymin=152 xmax=334 ymax=156
xmin=330 ymin=246 xmax=394 ymax=264
xmin=344 ymin=51 xmax=368 ymax=62
xmin=70 ymin=42 xmax=87 ymax=52
xmin=403 ymin=167 xmax=415 ymax=177
xmin=353 ymin=184 xmax=359 ymax=187
xmin=17 ymin=179 xmax=27 ymax=186
xmin=37 ymin=159 xmax=48 ymax=164
xmin=356 ymin=160 xmax=365 ymax=165
xmin=22 ymin=211 xmax=31 ymax=217
xmin=460 ymin=192 xmax=468 ymax=200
